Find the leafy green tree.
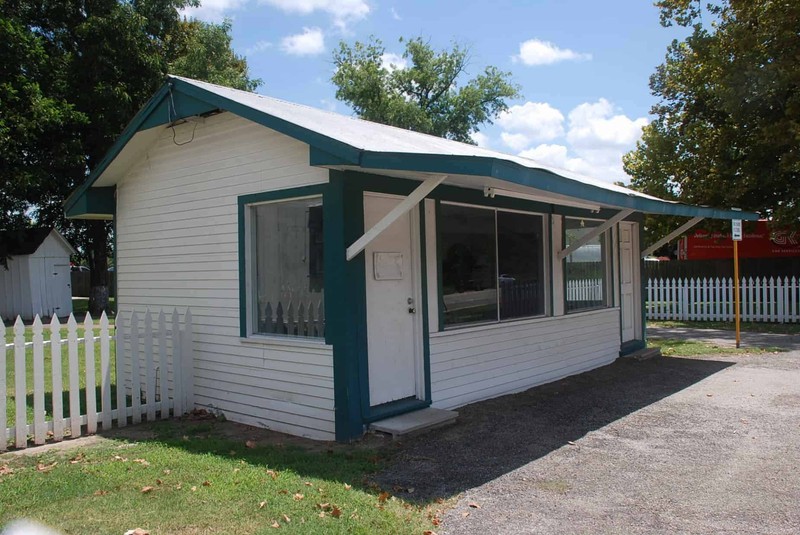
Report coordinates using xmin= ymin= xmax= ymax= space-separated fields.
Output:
xmin=332 ymin=37 xmax=520 ymax=143
xmin=1 ymin=1 xmax=260 ymax=314
xmin=624 ymin=0 xmax=800 ymax=245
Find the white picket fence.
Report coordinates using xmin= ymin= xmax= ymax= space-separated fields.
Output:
xmin=2 ymin=308 xmax=193 ymax=451
xmin=646 ymin=276 xmax=800 ymax=323
xmin=566 ymin=278 xmax=604 ymax=303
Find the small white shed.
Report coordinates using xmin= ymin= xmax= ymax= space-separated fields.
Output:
xmin=0 ymin=228 xmax=75 ymax=321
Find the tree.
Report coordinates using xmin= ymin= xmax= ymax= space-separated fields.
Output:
xmin=1 ymin=1 xmax=260 ymax=314
xmin=332 ymin=36 xmax=520 ymax=143
xmin=624 ymin=0 xmax=800 ymax=245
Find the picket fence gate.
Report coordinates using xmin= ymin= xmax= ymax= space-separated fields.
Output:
xmin=646 ymin=276 xmax=800 ymax=323
xmin=1 ymin=308 xmax=193 ymax=451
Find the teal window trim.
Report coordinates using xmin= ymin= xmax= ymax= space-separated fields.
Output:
xmin=237 ymin=184 xmax=328 ymax=339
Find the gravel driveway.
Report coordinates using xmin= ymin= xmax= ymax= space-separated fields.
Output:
xmin=376 ymin=349 xmax=800 ymax=534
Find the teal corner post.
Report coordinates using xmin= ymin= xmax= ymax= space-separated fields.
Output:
xmin=325 ymin=171 xmax=367 ymax=441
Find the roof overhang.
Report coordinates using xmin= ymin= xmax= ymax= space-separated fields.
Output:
xmin=65 ymin=76 xmax=761 ymax=223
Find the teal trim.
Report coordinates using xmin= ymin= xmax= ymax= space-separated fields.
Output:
xmin=65 ymin=187 xmax=116 ymax=219
xmin=639 ymin=220 xmax=648 ymax=344
xmin=365 ymin=397 xmax=430 ymax=424
xmin=64 ymin=84 xmax=172 ymax=216
xmin=354 ymin=152 xmax=759 ymax=221
xmin=139 ymin=93 xmax=218 ymax=131
xmin=620 ymin=339 xmax=646 ymax=356
xmin=326 ymin=172 xmax=366 ymax=441
xmin=236 ymin=185 xmax=328 ymax=339
xmin=547 ymin=213 xmax=554 ymax=316
xmin=418 ymin=200 xmax=432 ymax=403
xmin=170 ymin=78 xmax=362 ymax=165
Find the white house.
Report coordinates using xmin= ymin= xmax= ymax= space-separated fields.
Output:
xmin=65 ymin=76 xmax=759 ymax=441
xmin=0 ymin=228 xmax=75 ymax=321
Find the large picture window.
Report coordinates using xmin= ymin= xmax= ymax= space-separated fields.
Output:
xmin=564 ymin=218 xmax=610 ymax=313
xmin=249 ymin=196 xmax=324 ymax=338
xmin=440 ymin=203 xmax=546 ymax=327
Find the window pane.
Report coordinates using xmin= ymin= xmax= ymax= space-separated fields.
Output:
xmin=498 ymin=212 xmax=545 ymax=319
xmin=440 ymin=204 xmax=497 ymax=326
xmin=252 ymin=197 xmax=324 ymax=338
xmin=564 ymin=218 xmax=607 ymax=312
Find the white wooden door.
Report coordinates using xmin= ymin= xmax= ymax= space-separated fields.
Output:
xmin=45 ymin=259 xmax=72 ymax=317
xmin=364 ymin=193 xmax=423 ymax=407
xmin=619 ymin=222 xmax=638 ymax=342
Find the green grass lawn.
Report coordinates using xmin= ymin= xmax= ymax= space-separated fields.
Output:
xmin=648 ymin=337 xmax=785 ymax=357
xmin=649 ymin=319 xmax=800 ymax=335
xmin=4 ymin=321 xmax=118 ymax=432
xmin=0 ymin=420 xmax=437 ymax=534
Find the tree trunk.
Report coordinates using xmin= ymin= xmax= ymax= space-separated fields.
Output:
xmin=87 ymin=220 xmax=109 ymax=316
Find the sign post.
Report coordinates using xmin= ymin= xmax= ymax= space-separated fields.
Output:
xmin=731 ymin=215 xmax=742 ymax=348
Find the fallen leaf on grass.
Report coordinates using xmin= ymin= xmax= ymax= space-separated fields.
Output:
xmin=245 ymin=440 xmax=257 ymax=449
xmin=293 ymin=493 xmax=304 ymax=501
xmin=113 ymin=455 xmax=128 ymax=462
xmin=282 ymin=514 xmax=291 ymax=523
xmin=468 ymin=502 xmax=481 ymax=509
xmin=163 ymin=469 xmax=171 ymax=475
xmin=93 ymin=490 xmax=108 ymax=496
xmin=259 ymin=501 xmax=267 ymax=509
xmin=133 ymin=459 xmax=150 ymax=466
xmin=432 ymin=517 xmax=441 ymax=526
xmin=124 ymin=529 xmax=150 ymax=535
xmin=344 ymin=483 xmax=352 ymax=490
xmin=0 ymin=465 xmax=13 ymax=476
xmin=191 ymin=486 xmax=197 ymax=492
xmin=423 ymin=531 xmax=438 ymax=535
xmin=304 ymin=481 xmax=313 ymax=486
xmin=202 ymin=480 xmax=211 ymax=487
xmin=330 ymin=507 xmax=342 ymax=519
xmin=270 ymin=521 xmax=280 ymax=528
xmin=378 ymin=491 xmax=390 ymax=503
xmin=69 ymin=453 xmax=85 ymax=464
xmin=266 ymin=470 xmax=278 ymax=480
xmin=36 ymin=462 xmax=58 ymax=473
xmin=140 ymin=486 xmax=154 ymax=494
xmin=156 ymin=479 xmax=163 ymax=485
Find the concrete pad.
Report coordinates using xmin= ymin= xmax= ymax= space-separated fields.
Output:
xmin=371 ymin=408 xmax=458 ymax=438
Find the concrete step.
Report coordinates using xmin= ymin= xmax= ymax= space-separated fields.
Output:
xmin=370 ymin=407 xmax=458 ymax=439
xmin=625 ymin=347 xmax=662 ymax=361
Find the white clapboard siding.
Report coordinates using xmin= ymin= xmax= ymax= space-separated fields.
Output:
xmin=115 ymin=113 xmax=335 ymax=440
xmin=2 ymin=310 xmax=191 ymax=450
xmin=430 ymin=308 xmax=621 ymax=410
xmin=646 ymin=276 xmax=800 ymax=323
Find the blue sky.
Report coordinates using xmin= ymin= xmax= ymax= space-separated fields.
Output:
xmin=183 ymin=1 xmax=687 ymax=184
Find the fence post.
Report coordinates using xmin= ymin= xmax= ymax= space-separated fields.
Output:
xmin=182 ymin=309 xmax=194 ymax=411
xmin=115 ymin=312 xmax=127 ymax=427
xmin=100 ymin=312 xmax=112 ymax=431
xmin=84 ymin=313 xmax=97 ymax=435
xmin=32 ymin=316 xmax=46 ymax=445
xmin=171 ymin=308 xmax=184 ymax=417
xmin=158 ymin=311 xmax=169 ymax=419
xmin=50 ymin=316 xmax=63 ymax=441
xmin=1 ymin=318 xmax=6 ymax=451
xmin=130 ymin=311 xmax=141 ymax=425
xmin=14 ymin=317 xmax=27 ymax=448
xmin=67 ymin=314 xmax=81 ymax=438
xmin=144 ymin=310 xmax=156 ymax=423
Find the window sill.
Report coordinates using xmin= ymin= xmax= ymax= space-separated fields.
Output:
xmin=240 ymin=335 xmax=331 ymax=350
xmin=431 ymin=307 xmax=618 ymax=338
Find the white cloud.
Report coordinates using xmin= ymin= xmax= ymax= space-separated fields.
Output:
xmin=566 ymin=98 xmax=648 ymax=150
xmin=181 ymin=0 xmax=248 ymax=22
xmin=281 ymin=27 xmax=325 ymax=56
xmin=470 ymin=131 xmax=490 ymax=148
xmin=496 ymin=102 xmax=565 ymax=150
xmin=513 ymin=39 xmax=592 ymax=66
xmin=244 ymin=40 xmax=273 ymax=55
xmin=518 ymin=143 xmax=570 ymax=166
xmin=390 ymin=7 xmax=401 ymax=20
xmin=260 ymin=0 xmax=369 ymax=29
xmin=380 ymin=52 xmax=408 ymax=72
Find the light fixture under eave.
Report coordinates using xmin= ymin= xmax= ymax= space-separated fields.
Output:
xmin=484 ymin=187 xmax=602 ymax=212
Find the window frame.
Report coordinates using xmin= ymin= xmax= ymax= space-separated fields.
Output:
xmin=438 ymin=200 xmax=550 ymax=330
xmin=239 ymin=187 xmax=327 ymax=341
xmin=562 ymin=216 xmax=613 ymax=314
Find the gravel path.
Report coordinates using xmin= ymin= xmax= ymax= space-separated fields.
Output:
xmin=375 ymin=348 xmax=800 ymax=534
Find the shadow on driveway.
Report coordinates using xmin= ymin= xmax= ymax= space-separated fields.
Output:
xmin=375 ymin=355 xmax=733 ymax=501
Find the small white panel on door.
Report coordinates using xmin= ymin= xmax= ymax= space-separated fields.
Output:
xmin=373 ymin=252 xmax=404 ymax=280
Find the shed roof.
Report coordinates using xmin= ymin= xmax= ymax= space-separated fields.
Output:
xmin=65 ymin=75 xmax=760 ymax=221
xmin=0 ymin=228 xmax=75 ymax=257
